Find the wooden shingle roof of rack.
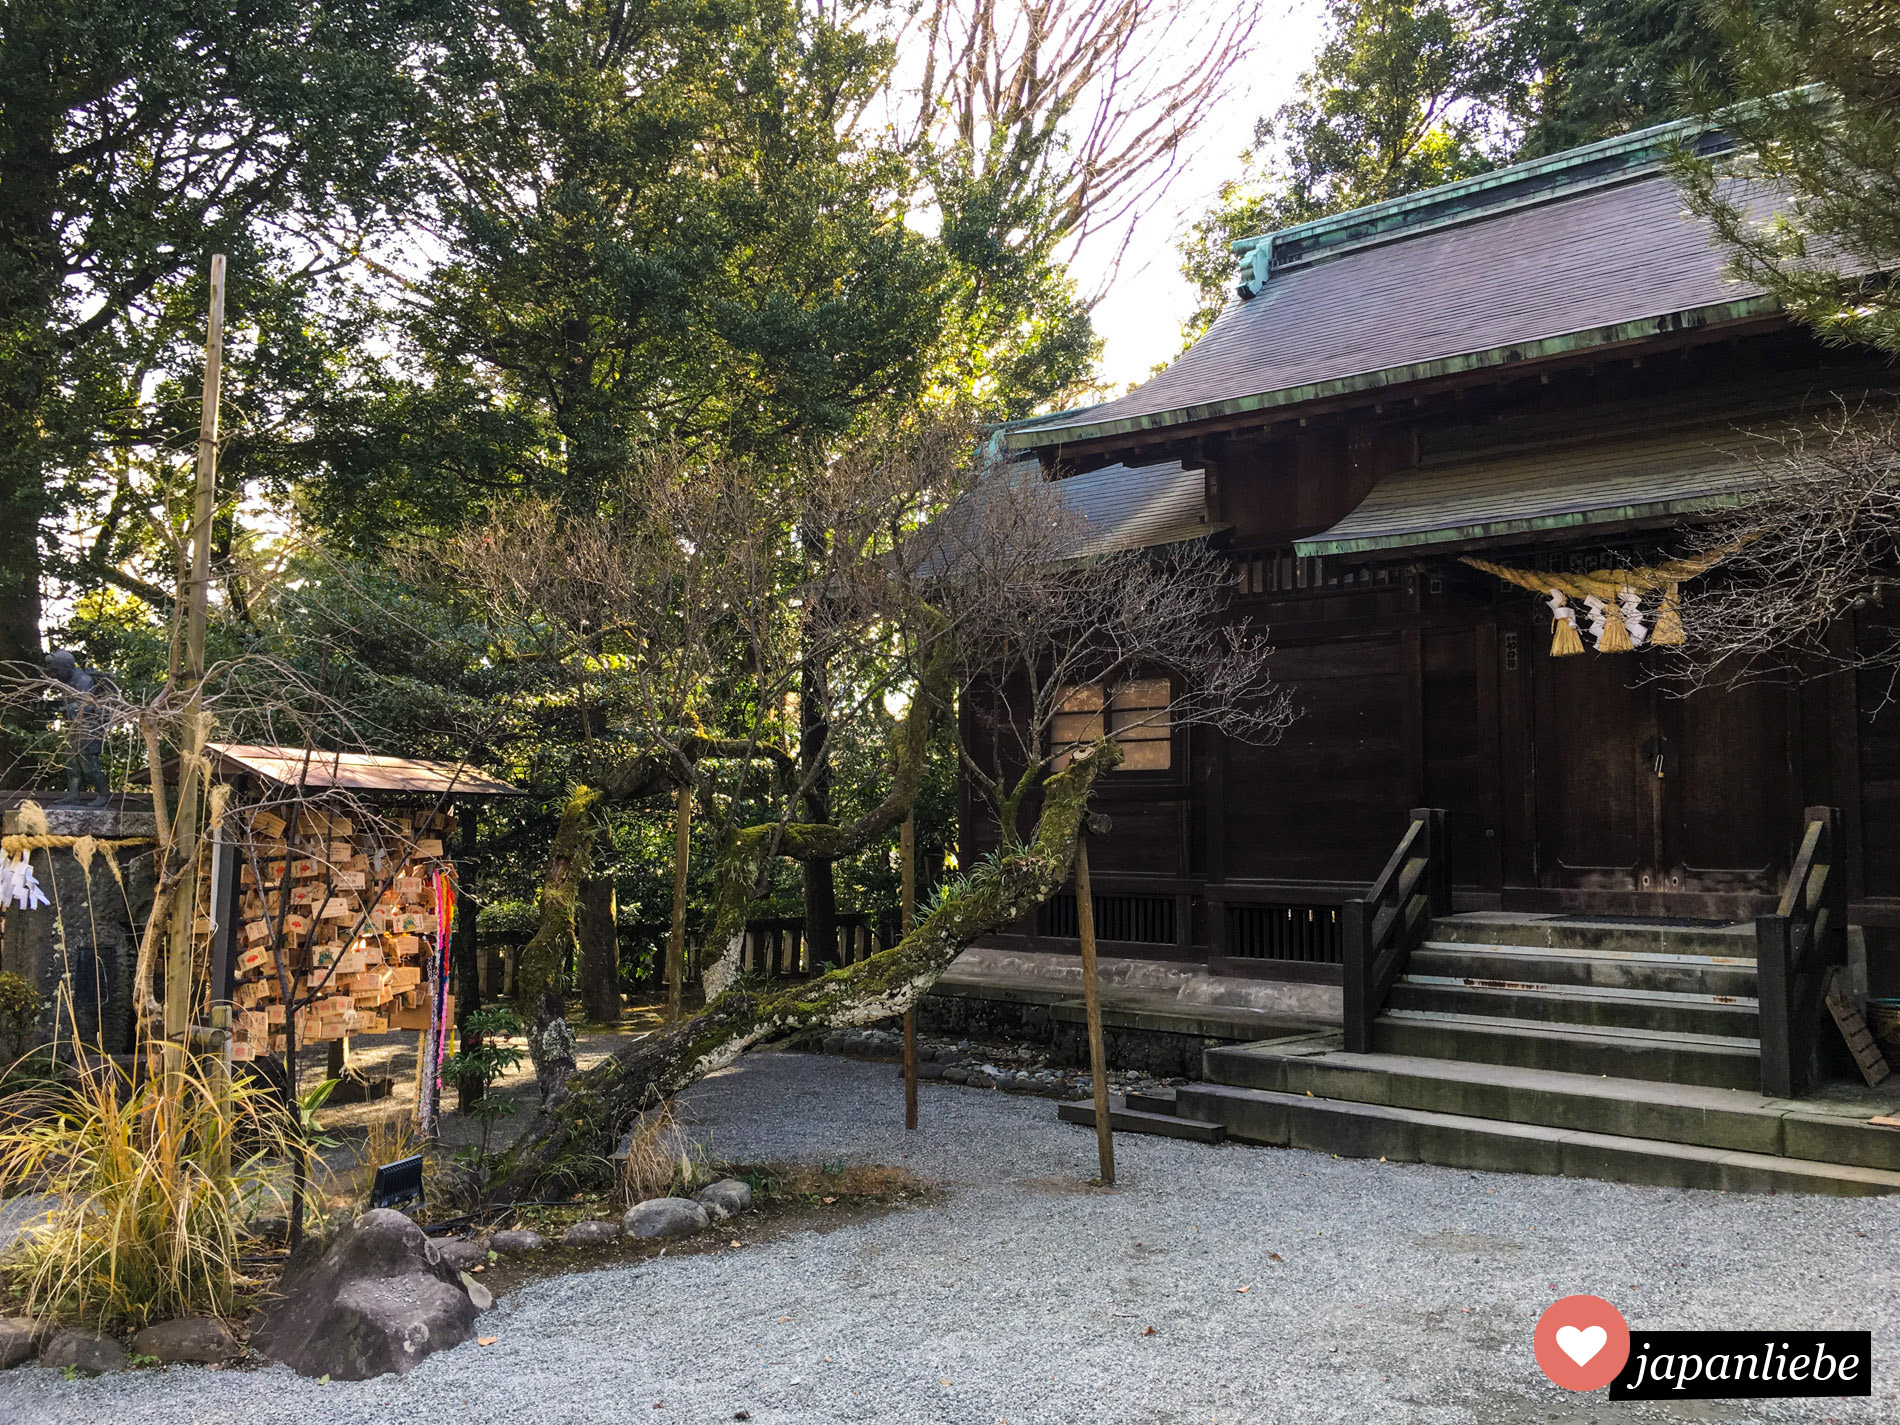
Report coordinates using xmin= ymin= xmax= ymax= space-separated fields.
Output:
xmin=205 ymin=743 xmax=521 ymax=798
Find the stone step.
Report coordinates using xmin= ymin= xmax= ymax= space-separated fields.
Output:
xmin=1373 ymin=1009 xmax=1761 ymax=1090
xmin=1389 ymin=977 xmax=1759 ymax=1038
xmin=1411 ymin=941 xmax=1758 ymax=999
xmin=1171 ymin=1082 xmax=1900 ymax=1196
xmin=1429 ymin=913 xmax=1756 ymax=959
xmin=1124 ymin=1090 xmax=1179 ymax=1115
xmin=1202 ymin=1040 xmax=1900 ymax=1169
xmin=1057 ymin=1097 xmax=1226 ymax=1143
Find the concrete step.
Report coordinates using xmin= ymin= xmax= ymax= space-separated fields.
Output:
xmin=1429 ymin=913 xmax=1755 ymax=959
xmin=1171 ymin=1082 xmax=1900 ymax=1196
xmin=1202 ymin=1040 xmax=1900 ymax=1169
xmin=1057 ymin=1097 xmax=1226 ymax=1143
xmin=1125 ymin=1090 xmax=1179 ymax=1115
xmin=1411 ymin=941 xmax=1757 ymax=998
xmin=1373 ymin=1009 xmax=1761 ymax=1090
xmin=1389 ymin=977 xmax=1759 ymax=1038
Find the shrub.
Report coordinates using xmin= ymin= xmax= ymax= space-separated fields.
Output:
xmin=0 ymin=1057 xmax=296 ymax=1328
xmin=0 ymin=970 xmax=40 ymax=1064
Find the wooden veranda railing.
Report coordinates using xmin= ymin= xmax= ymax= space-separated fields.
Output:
xmin=1341 ymin=807 xmax=1450 ymax=1054
xmin=1756 ymin=805 xmax=1847 ymax=1098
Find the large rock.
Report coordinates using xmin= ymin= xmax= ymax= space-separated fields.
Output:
xmin=695 ymin=1180 xmax=754 ymax=1221
xmin=560 ymin=1219 xmax=621 ymax=1247
xmin=40 ymin=1328 xmax=127 ymax=1375
xmin=130 ymin=1316 xmax=239 ymax=1365
xmin=435 ymin=1237 xmax=489 ymax=1271
xmin=252 ymin=1208 xmax=481 ymax=1380
xmin=0 ymin=1317 xmax=49 ymax=1369
xmin=489 ymin=1228 xmax=546 ymax=1255
xmin=622 ymin=1197 xmax=709 ymax=1239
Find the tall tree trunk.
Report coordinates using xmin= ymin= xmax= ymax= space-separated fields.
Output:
xmin=492 ymin=740 xmax=1120 ymax=1201
xmin=798 ymin=527 xmax=838 ymax=966
xmin=451 ymin=804 xmax=484 ymax=1110
xmin=577 ymin=874 xmax=620 ymax=1025
xmin=798 ymin=666 xmax=838 ymax=965
xmin=515 ymin=788 xmax=599 ymax=1101
xmin=0 ymin=82 xmax=60 ymax=786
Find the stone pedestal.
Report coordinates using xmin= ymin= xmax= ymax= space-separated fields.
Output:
xmin=1 ymin=800 xmax=156 ymax=1053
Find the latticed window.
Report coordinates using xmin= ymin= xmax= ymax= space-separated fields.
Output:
xmin=1049 ymin=678 xmax=1171 ymax=771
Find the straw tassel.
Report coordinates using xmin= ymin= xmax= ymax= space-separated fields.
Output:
xmin=1651 ymin=581 xmax=1685 ymax=646
xmin=1617 ymin=587 xmax=1647 ymax=647
xmin=1585 ymin=593 xmax=1632 ymax=652
xmin=1546 ymin=590 xmax=1584 ymax=656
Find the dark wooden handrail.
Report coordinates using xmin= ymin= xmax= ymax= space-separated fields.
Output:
xmin=1756 ymin=805 xmax=1847 ymax=1097
xmin=1341 ymin=807 xmax=1449 ymax=1053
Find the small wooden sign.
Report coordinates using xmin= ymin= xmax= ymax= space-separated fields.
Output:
xmin=1825 ymin=975 xmax=1892 ymax=1088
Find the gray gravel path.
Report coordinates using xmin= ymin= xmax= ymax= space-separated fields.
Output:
xmin=4 ymin=1049 xmax=1897 ymax=1424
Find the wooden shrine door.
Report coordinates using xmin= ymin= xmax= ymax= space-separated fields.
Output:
xmin=1531 ymin=640 xmax=1793 ymax=913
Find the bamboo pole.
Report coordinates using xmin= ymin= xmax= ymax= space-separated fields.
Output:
xmin=901 ymin=812 xmax=917 ymax=1131
xmin=1074 ymin=836 xmax=1113 ymax=1186
xmin=162 ymin=254 xmax=225 ymax=1081
xmin=666 ymin=783 xmax=692 ymax=1021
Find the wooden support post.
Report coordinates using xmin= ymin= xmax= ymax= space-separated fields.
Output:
xmin=666 ymin=783 xmax=692 ymax=1021
xmin=162 ymin=254 xmax=226 ymax=1083
xmin=901 ymin=813 xmax=917 ymax=1131
xmin=1075 ymin=836 xmax=1113 ymax=1186
xmin=207 ymin=1002 xmax=231 ymax=1177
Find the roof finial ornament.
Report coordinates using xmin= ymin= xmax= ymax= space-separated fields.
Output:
xmin=1235 ymin=238 xmax=1273 ymax=300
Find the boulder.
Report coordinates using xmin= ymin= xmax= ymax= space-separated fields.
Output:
xmin=695 ymin=1180 xmax=754 ymax=1221
xmin=252 ymin=1207 xmax=480 ymax=1380
xmin=489 ymin=1228 xmax=547 ymax=1255
xmin=560 ymin=1219 xmax=621 ymax=1247
xmin=622 ymin=1196 xmax=709 ymax=1239
xmin=40 ymin=1328 xmax=127 ymax=1375
xmin=435 ymin=1237 xmax=489 ymax=1271
xmin=129 ymin=1316 xmax=239 ymax=1365
xmin=0 ymin=1317 xmax=49 ymax=1369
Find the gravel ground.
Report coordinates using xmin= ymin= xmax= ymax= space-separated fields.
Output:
xmin=4 ymin=1049 xmax=1897 ymax=1425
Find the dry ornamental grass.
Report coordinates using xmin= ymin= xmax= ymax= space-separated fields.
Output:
xmin=0 ymin=1056 xmax=298 ymax=1329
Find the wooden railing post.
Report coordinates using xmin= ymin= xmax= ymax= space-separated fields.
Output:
xmin=1415 ymin=807 xmax=1451 ymax=918
xmin=1757 ymin=806 xmax=1846 ymax=1099
xmin=1341 ymin=897 xmax=1372 ymax=1053
xmin=1342 ymin=808 xmax=1448 ymax=1057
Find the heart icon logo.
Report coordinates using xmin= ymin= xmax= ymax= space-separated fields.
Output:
xmin=1556 ymin=1324 xmax=1608 ymax=1366
xmin=1535 ymin=1295 xmax=1630 ymax=1391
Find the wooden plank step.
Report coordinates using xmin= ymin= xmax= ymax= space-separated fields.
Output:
xmin=1057 ymin=1098 xmax=1226 ymax=1143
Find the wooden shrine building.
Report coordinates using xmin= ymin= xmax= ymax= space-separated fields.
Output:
xmin=948 ymin=119 xmax=1900 ymax=1188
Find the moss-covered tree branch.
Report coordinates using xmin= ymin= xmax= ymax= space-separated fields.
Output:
xmin=700 ymin=620 xmax=954 ymax=999
xmin=490 ymin=738 xmax=1119 ymax=1201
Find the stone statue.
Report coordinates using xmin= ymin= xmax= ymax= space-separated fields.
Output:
xmin=45 ymin=649 xmax=114 ymax=807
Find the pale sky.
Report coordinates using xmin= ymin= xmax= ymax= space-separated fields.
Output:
xmin=1071 ymin=1 xmax=1328 ymax=392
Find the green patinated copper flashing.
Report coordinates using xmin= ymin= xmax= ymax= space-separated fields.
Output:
xmin=1293 ymin=492 xmax=1752 ymax=557
xmin=1003 ymin=296 xmax=1781 ymax=453
xmin=1229 ymin=115 xmax=1718 ymax=266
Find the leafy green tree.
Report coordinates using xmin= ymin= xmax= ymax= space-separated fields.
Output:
xmin=0 ymin=0 xmax=453 ymax=770
xmin=303 ymin=0 xmax=944 ymax=545
xmin=1675 ymin=0 xmax=1900 ymax=358
xmin=1179 ymin=0 xmax=1727 ymax=340
xmin=1477 ymin=0 xmax=1732 ymax=158
xmin=1178 ymin=0 xmax=1501 ymax=340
